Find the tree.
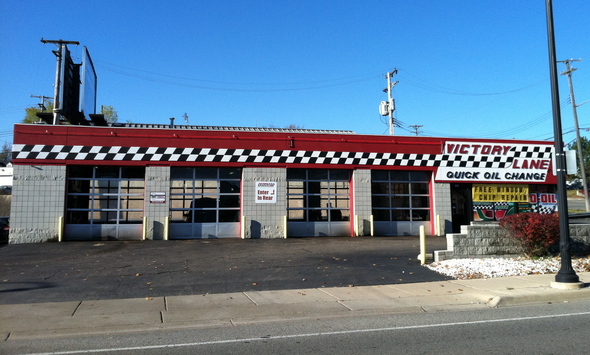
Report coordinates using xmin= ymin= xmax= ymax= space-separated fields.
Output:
xmin=285 ymin=124 xmax=304 ymax=130
xmin=100 ymin=105 xmax=119 ymax=124
xmin=264 ymin=124 xmax=304 ymax=130
xmin=0 ymin=142 xmax=10 ymax=165
xmin=23 ymin=103 xmax=123 ymax=125
xmin=567 ymin=136 xmax=590 ymax=181
xmin=22 ymin=101 xmax=54 ymax=124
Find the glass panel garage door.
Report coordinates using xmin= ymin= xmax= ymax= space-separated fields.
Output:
xmin=169 ymin=167 xmax=241 ymax=239
xmin=287 ymin=169 xmax=351 ymax=237
xmin=372 ymin=170 xmax=431 ymax=236
xmin=66 ymin=166 xmax=145 ymax=241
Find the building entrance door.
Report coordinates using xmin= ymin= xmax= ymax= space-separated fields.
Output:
xmin=451 ymin=183 xmax=472 ymax=233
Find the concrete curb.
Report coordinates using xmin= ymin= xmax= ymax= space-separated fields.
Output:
xmin=487 ymin=286 xmax=590 ymax=307
xmin=2 ymin=273 xmax=589 ymax=341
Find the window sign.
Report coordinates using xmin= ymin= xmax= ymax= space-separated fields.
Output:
xmin=472 ymin=184 xmax=529 ymax=202
xmin=150 ymin=192 xmax=166 ymax=204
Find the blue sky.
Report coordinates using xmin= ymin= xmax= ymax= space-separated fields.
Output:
xmin=1 ymin=1 xmax=590 ymax=147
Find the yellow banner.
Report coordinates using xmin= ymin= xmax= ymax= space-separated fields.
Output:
xmin=472 ymin=184 xmax=529 ymax=202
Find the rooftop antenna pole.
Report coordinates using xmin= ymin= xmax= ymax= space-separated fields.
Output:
xmin=183 ymin=112 xmax=189 ymax=125
xmin=40 ymin=38 xmax=79 ymax=125
xmin=558 ymin=59 xmax=588 ymax=212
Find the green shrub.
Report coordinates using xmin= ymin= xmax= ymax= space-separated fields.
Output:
xmin=499 ymin=212 xmax=560 ymax=258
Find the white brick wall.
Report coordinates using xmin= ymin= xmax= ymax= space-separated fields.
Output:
xmin=144 ymin=166 xmax=171 ymax=240
xmin=432 ymin=183 xmax=453 ymax=235
xmin=10 ymin=165 xmax=66 ymax=243
xmin=353 ymin=169 xmax=372 ymax=236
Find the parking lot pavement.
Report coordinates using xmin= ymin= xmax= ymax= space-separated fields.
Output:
xmin=0 ymin=236 xmax=450 ymax=305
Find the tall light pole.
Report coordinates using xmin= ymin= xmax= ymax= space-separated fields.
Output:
xmin=558 ymin=59 xmax=589 ymax=212
xmin=545 ymin=0 xmax=580 ymax=285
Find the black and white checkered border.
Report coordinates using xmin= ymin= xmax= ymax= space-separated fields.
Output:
xmin=12 ymin=144 xmax=553 ymax=168
xmin=511 ymin=145 xmax=554 ymax=158
xmin=531 ymin=204 xmax=556 ymax=214
xmin=473 ymin=203 xmax=495 ymax=209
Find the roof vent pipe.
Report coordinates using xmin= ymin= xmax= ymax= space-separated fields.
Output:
xmin=169 ymin=117 xmax=175 ymax=128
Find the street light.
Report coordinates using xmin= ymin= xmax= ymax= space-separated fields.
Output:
xmin=545 ymin=0 xmax=581 ymax=287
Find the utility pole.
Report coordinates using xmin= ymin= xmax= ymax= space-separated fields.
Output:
xmin=30 ymin=94 xmax=53 ymax=112
xmin=382 ymin=70 xmax=398 ymax=135
xmin=558 ymin=58 xmax=589 ymax=212
xmin=409 ymin=125 xmax=423 ymax=136
xmin=40 ymin=38 xmax=80 ymax=125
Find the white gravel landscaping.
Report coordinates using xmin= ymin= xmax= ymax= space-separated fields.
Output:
xmin=425 ymin=256 xmax=590 ymax=280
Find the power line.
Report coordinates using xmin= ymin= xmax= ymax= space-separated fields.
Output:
xmin=419 ymin=99 xmax=570 ymax=139
xmin=100 ymin=66 xmax=382 ymax=92
xmin=396 ymin=68 xmax=546 ymax=96
xmin=96 ymin=59 xmax=394 ymax=87
xmin=96 ymin=60 xmax=392 ymax=92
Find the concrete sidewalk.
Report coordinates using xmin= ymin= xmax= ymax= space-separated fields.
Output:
xmin=2 ymin=272 xmax=589 ymax=341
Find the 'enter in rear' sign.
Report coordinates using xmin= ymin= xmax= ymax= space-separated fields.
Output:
xmin=255 ymin=181 xmax=277 ymax=203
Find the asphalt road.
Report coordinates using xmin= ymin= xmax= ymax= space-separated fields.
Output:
xmin=568 ymin=197 xmax=586 ymax=211
xmin=0 ymin=236 xmax=451 ymax=305
xmin=4 ymin=300 xmax=590 ymax=354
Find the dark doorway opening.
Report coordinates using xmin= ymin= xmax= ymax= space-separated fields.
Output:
xmin=451 ymin=183 xmax=472 ymax=233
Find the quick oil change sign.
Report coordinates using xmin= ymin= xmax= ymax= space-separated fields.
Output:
xmin=435 ymin=141 xmax=554 ymax=183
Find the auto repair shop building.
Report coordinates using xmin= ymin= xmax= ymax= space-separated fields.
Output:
xmin=8 ymin=123 xmax=557 ymax=243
